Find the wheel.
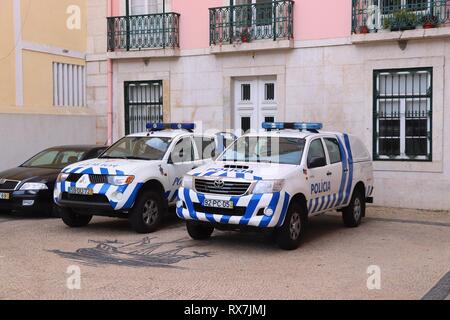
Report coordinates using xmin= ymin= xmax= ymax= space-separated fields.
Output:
xmin=129 ymin=190 xmax=164 ymax=234
xmin=275 ymin=201 xmax=307 ymax=250
xmin=60 ymin=208 xmax=93 ymax=228
xmin=342 ymin=189 xmax=365 ymax=228
xmin=186 ymin=221 xmax=214 ymax=240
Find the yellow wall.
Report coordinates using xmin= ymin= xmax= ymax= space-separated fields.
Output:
xmin=22 ymin=50 xmax=85 ymax=109
xmin=0 ymin=0 xmax=16 ymax=107
xmin=22 ymin=0 xmax=87 ymax=52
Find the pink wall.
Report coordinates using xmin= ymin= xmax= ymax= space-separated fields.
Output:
xmin=294 ymin=0 xmax=351 ymax=40
xmin=173 ymin=0 xmax=223 ymax=50
xmin=108 ymin=0 xmax=352 ymax=47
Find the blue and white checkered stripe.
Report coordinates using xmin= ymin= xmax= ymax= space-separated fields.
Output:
xmin=307 ymin=134 xmax=354 ymax=215
xmin=177 ymin=187 xmax=291 ymax=228
xmin=54 ymin=166 xmax=143 ymax=210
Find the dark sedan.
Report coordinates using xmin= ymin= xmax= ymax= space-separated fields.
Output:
xmin=0 ymin=145 xmax=107 ymax=216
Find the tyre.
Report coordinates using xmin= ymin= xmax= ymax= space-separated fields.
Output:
xmin=275 ymin=201 xmax=307 ymax=250
xmin=186 ymin=221 xmax=214 ymax=240
xmin=129 ymin=190 xmax=164 ymax=234
xmin=60 ymin=208 xmax=93 ymax=228
xmin=342 ymin=189 xmax=365 ymax=228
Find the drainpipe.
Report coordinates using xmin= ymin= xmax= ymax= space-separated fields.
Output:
xmin=107 ymin=0 xmax=114 ymax=145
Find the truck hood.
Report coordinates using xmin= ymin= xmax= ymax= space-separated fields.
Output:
xmin=62 ymin=158 xmax=163 ymax=176
xmin=190 ymin=161 xmax=298 ymax=181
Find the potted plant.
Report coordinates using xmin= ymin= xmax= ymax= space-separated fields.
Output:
xmin=422 ymin=14 xmax=439 ymax=29
xmin=241 ymin=28 xmax=251 ymax=43
xmin=359 ymin=25 xmax=370 ymax=34
xmin=390 ymin=9 xmax=418 ymax=31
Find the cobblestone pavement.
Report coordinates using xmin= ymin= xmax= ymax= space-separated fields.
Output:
xmin=0 ymin=207 xmax=449 ymax=300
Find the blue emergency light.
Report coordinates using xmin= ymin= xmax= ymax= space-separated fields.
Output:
xmin=262 ymin=122 xmax=323 ymax=132
xmin=146 ymin=123 xmax=196 ymax=132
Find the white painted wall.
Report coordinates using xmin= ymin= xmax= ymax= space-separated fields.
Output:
xmin=0 ymin=114 xmax=97 ymax=170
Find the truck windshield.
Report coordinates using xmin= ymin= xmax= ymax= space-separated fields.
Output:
xmin=100 ymin=137 xmax=171 ymax=161
xmin=219 ymin=137 xmax=306 ymax=165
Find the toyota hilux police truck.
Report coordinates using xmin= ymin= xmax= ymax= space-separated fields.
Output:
xmin=54 ymin=123 xmax=233 ymax=233
xmin=177 ymin=122 xmax=374 ymax=250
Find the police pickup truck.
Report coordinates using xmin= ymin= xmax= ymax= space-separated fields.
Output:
xmin=54 ymin=123 xmax=233 ymax=233
xmin=177 ymin=122 xmax=374 ymax=250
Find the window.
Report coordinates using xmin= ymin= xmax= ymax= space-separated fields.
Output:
xmin=100 ymin=137 xmax=171 ymax=161
xmin=125 ymin=81 xmax=163 ymax=134
xmin=241 ymin=117 xmax=251 ymax=133
xmin=265 ymin=83 xmax=275 ymax=101
xmin=219 ymin=137 xmax=306 ymax=165
xmin=130 ymin=0 xmax=159 ymax=15
xmin=194 ymin=137 xmax=216 ymax=160
xmin=307 ymin=139 xmax=326 ymax=168
xmin=381 ymin=0 xmax=430 ymax=14
xmin=53 ymin=62 xmax=85 ymax=107
xmin=22 ymin=149 xmax=86 ymax=169
xmin=241 ymin=84 xmax=251 ymax=101
xmin=374 ymin=68 xmax=432 ymax=161
xmin=324 ymin=138 xmax=342 ymax=164
xmin=172 ymin=138 xmax=194 ymax=163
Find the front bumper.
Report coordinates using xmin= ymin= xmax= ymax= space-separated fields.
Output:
xmin=0 ymin=190 xmax=52 ymax=213
xmin=54 ymin=181 xmax=143 ymax=211
xmin=176 ymin=187 xmax=291 ymax=228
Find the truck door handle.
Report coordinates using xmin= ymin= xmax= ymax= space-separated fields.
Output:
xmin=327 ymin=172 xmax=332 ymax=176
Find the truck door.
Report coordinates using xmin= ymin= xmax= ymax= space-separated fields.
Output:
xmin=306 ymin=138 xmax=332 ymax=215
xmin=323 ymin=137 xmax=344 ymax=210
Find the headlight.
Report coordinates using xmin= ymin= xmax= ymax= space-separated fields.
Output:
xmin=57 ymin=173 xmax=69 ymax=182
xmin=20 ymin=183 xmax=49 ymax=191
xmin=107 ymin=175 xmax=135 ymax=186
xmin=182 ymin=175 xmax=194 ymax=189
xmin=252 ymin=180 xmax=284 ymax=194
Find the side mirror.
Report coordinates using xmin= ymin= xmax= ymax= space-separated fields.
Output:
xmin=308 ymin=157 xmax=327 ymax=169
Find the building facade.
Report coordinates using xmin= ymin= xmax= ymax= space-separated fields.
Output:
xmin=86 ymin=0 xmax=450 ymax=211
xmin=0 ymin=0 xmax=97 ymax=171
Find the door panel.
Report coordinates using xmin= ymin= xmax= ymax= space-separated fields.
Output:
xmin=323 ymin=137 xmax=343 ymax=210
xmin=234 ymin=76 xmax=277 ymax=135
xmin=306 ymin=138 xmax=332 ymax=216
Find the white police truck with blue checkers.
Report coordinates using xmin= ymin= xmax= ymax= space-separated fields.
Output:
xmin=177 ymin=122 xmax=374 ymax=250
xmin=54 ymin=123 xmax=233 ymax=233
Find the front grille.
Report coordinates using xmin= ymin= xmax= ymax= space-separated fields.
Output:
xmin=61 ymin=193 xmax=110 ymax=204
xmin=195 ymin=179 xmax=251 ymax=196
xmin=66 ymin=174 xmax=108 ymax=184
xmin=193 ymin=203 xmax=247 ymax=216
xmin=0 ymin=180 xmax=19 ymax=191
xmin=88 ymin=175 xmax=109 ymax=184
xmin=223 ymin=165 xmax=250 ymax=170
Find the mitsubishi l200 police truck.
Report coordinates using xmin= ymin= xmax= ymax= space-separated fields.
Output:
xmin=54 ymin=123 xmax=234 ymax=233
xmin=177 ymin=122 xmax=374 ymax=250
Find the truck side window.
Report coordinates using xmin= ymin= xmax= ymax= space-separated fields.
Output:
xmin=172 ymin=138 xmax=194 ymax=163
xmin=194 ymin=137 xmax=216 ymax=160
xmin=307 ymin=139 xmax=327 ymax=169
xmin=324 ymin=138 xmax=342 ymax=164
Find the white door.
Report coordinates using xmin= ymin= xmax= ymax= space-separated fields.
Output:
xmin=234 ymin=76 xmax=277 ymax=135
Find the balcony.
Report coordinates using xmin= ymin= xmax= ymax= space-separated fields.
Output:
xmin=352 ymin=0 xmax=449 ymax=34
xmin=107 ymin=12 xmax=180 ymax=57
xmin=209 ymin=0 xmax=294 ymax=53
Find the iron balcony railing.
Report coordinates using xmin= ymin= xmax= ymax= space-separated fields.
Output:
xmin=352 ymin=0 xmax=449 ymax=33
xmin=107 ymin=12 xmax=180 ymax=51
xmin=209 ymin=0 xmax=294 ymax=45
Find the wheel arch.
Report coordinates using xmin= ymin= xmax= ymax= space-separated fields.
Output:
xmin=289 ymin=193 xmax=308 ymax=217
xmin=139 ymin=179 xmax=169 ymax=209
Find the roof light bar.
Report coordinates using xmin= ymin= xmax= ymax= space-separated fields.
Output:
xmin=262 ymin=122 xmax=323 ymax=132
xmin=146 ymin=123 xmax=196 ymax=131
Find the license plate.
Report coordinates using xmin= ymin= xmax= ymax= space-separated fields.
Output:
xmin=203 ymin=199 xmax=234 ymax=209
xmin=68 ymin=187 xmax=94 ymax=196
xmin=0 ymin=193 xmax=10 ymax=200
